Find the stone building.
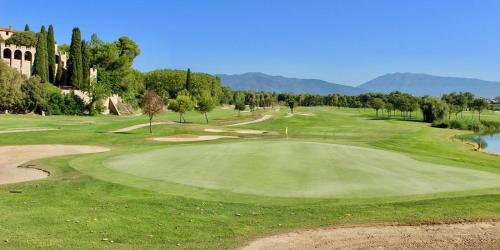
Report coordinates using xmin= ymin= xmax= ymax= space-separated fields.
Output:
xmin=0 ymin=26 xmax=67 ymax=79
xmin=1 ymin=25 xmax=121 ymax=115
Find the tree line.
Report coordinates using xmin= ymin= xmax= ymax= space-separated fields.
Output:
xmin=1 ymin=24 xmax=497 ymax=133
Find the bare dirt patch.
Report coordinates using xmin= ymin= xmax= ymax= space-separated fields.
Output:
xmin=241 ymin=221 xmax=500 ymax=250
xmin=203 ymin=128 xmax=267 ymax=135
xmin=152 ymin=135 xmax=238 ymax=142
xmin=0 ymin=145 xmax=110 ymax=185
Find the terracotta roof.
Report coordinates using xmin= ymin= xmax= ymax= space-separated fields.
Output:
xmin=0 ymin=27 xmax=16 ymax=32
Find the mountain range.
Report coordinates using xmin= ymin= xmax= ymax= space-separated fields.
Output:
xmin=217 ymin=72 xmax=363 ymax=96
xmin=217 ymin=72 xmax=500 ymax=98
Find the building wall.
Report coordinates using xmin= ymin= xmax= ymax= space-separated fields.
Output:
xmin=1 ymin=26 xmax=70 ymax=79
xmin=0 ymin=42 xmax=68 ymax=79
xmin=1 ymin=43 xmax=35 ymax=77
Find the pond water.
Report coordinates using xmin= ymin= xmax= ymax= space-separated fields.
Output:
xmin=478 ymin=133 xmax=500 ymax=154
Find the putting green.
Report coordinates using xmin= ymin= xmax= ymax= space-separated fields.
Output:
xmin=103 ymin=141 xmax=500 ymax=198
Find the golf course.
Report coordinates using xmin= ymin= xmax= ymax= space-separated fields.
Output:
xmin=1 ymin=107 xmax=499 ymax=249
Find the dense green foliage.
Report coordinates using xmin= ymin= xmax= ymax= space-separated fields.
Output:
xmin=0 ymin=60 xmax=85 ymax=115
xmin=81 ymin=41 xmax=91 ymax=87
xmin=46 ymin=88 xmax=85 ymax=115
xmin=144 ymin=69 xmax=223 ymax=102
xmin=22 ymin=76 xmax=47 ymax=113
xmin=33 ymin=26 xmax=49 ymax=83
xmin=68 ymin=27 xmax=83 ymax=88
xmin=0 ymin=61 xmax=25 ymax=112
xmin=421 ymin=97 xmax=448 ymax=123
xmin=47 ymin=25 xmax=56 ymax=83
xmin=369 ymin=97 xmax=385 ymax=116
xmin=185 ymin=68 xmax=192 ymax=93
xmin=89 ymin=34 xmax=141 ymax=96
xmin=168 ymin=94 xmax=195 ymax=123
xmin=233 ymin=91 xmax=246 ymax=115
xmin=195 ymin=92 xmax=216 ymax=123
xmin=5 ymin=31 xmax=37 ymax=47
xmin=473 ymin=98 xmax=489 ymax=121
xmin=285 ymin=94 xmax=297 ymax=113
xmin=220 ymin=86 xmax=234 ymax=104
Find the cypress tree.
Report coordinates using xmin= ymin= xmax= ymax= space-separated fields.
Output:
xmin=81 ymin=40 xmax=90 ymax=88
xmin=68 ymin=27 xmax=83 ymax=89
xmin=55 ymin=60 xmax=64 ymax=85
xmin=24 ymin=24 xmax=30 ymax=31
xmin=185 ymin=68 xmax=192 ymax=93
xmin=33 ymin=26 xmax=49 ymax=83
xmin=47 ymin=25 xmax=56 ymax=83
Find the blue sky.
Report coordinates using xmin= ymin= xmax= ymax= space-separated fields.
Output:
xmin=4 ymin=0 xmax=500 ymax=86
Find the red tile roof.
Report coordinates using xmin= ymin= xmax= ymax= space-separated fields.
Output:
xmin=0 ymin=27 xmax=17 ymax=33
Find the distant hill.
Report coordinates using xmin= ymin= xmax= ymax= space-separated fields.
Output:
xmin=217 ymin=72 xmax=362 ymax=95
xmin=358 ymin=73 xmax=500 ymax=98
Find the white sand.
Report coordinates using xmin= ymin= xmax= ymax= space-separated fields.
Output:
xmin=152 ymin=135 xmax=238 ymax=142
xmin=203 ymin=128 xmax=267 ymax=135
xmin=0 ymin=145 xmax=110 ymax=185
xmin=225 ymin=115 xmax=272 ymax=127
xmin=0 ymin=128 xmax=58 ymax=134
xmin=111 ymin=122 xmax=172 ymax=133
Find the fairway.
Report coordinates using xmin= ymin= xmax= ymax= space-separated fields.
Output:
xmin=104 ymin=141 xmax=500 ymax=198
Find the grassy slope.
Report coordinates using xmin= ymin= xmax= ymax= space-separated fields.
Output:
xmin=0 ymin=107 xmax=499 ymax=249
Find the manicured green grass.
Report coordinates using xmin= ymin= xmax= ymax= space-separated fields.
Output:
xmin=1 ymin=106 xmax=500 ymax=249
xmin=103 ymin=140 xmax=500 ymax=198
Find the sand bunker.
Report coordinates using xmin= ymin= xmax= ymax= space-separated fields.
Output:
xmin=226 ymin=115 xmax=272 ymax=127
xmin=112 ymin=122 xmax=172 ymax=133
xmin=297 ymin=112 xmax=314 ymax=116
xmin=152 ymin=135 xmax=238 ymax=142
xmin=203 ymin=128 xmax=267 ymax=135
xmin=0 ymin=128 xmax=58 ymax=134
xmin=241 ymin=221 xmax=500 ymax=250
xmin=0 ymin=145 xmax=110 ymax=185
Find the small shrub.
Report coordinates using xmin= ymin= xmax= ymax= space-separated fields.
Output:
xmin=432 ymin=120 xmax=449 ymax=128
xmin=47 ymin=93 xmax=64 ymax=115
xmin=480 ymin=120 xmax=500 ymax=132
xmin=449 ymin=120 xmax=466 ymax=130
xmin=45 ymin=88 xmax=85 ymax=116
xmin=467 ymin=121 xmax=481 ymax=132
xmin=63 ymin=92 xmax=85 ymax=115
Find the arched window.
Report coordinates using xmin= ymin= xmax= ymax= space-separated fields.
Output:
xmin=3 ymin=48 xmax=11 ymax=59
xmin=24 ymin=51 xmax=32 ymax=62
xmin=14 ymin=50 xmax=22 ymax=60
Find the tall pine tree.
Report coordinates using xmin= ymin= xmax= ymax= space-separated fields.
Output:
xmin=24 ymin=24 xmax=30 ymax=31
xmin=33 ymin=26 xmax=49 ymax=83
xmin=68 ymin=27 xmax=83 ymax=89
xmin=47 ymin=25 xmax=56 ymax=83
xmin=81 ymin=40 xmax=91 ymax=89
